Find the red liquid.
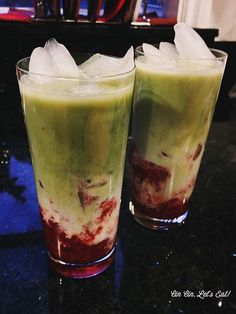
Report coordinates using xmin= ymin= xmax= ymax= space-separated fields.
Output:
xmin=40 ymin=197 xmax=117 ymax=277
xmin=131 ymin=149 xmax=195 ymax=220
xmin=132 ymin=195 xmax=189 ymax=220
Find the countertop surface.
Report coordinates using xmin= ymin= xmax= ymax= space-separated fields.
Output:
xmin=0 ymin=83 xmax=236 ymax=314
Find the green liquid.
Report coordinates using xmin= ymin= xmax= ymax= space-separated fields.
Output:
xmin=19 ymin=75 xmax=134 ymax=237
xmin=132 ymin=58 xmax=224 ymax=204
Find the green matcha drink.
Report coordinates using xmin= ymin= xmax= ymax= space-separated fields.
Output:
xmin=17 ymin=54 xmax=134 ymax=278
xmin=131 ymin=48 xmax=227 ymax=230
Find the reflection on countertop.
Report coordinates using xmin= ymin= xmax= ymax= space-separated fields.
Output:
xmin=0 ymin=83 xmax=236 ymax=313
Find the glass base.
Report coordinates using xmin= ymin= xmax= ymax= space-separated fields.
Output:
xmin=129 ymin=202 xmax=188 ymax=231
xmin=48 ymin=245 xmax=116 ymax=279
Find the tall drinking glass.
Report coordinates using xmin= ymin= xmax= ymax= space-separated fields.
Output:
xmin=130 ymin=47 xmax=227 ymax=230
xmin=16 ymin=56 xmax=135 ymax=278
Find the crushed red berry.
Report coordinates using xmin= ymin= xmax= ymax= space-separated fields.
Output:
xmin=96 ymin=197 xmax=117 ymax=223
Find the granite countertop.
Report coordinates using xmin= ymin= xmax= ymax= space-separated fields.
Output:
xmin=0 ymin=83 xmax=236 ymax=314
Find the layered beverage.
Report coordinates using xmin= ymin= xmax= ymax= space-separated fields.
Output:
xmin=130 ymin=24 xmax=227 ymax=230
xmin=16 ymin=41 xmax=135 ymax=278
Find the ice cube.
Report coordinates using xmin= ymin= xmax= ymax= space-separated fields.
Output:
xmin=159 ymin=42 xmax=179 ymax=58
xmin=45 ymin=38 xmax=79 ymax=77
xmin=28 ymin=39 xmax=80 ymax=83
xmin=79 ymin=53 xmax=118 ymax=77
xmin=174 ymin=23 xmax=215 ymax=59
xmin=142 ymin=43 xmax=164 ymax=57
xmin=28 ymin=47 xmax=58 ymax=84
xmin=141 ymin=43 xmax=174 ymax=67
xmin=79 ymin=47 xmax=134 ymax=77
xmin=29 ymin=47 xmax=55 ymax=77
xmin=120 ymin=46 xmax=134 ymax=73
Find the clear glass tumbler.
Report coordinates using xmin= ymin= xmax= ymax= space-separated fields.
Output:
xmin=130 ymin=47 xmax=227 ymax=230
xmin=16 ymin=55 xmax=135 ymax=278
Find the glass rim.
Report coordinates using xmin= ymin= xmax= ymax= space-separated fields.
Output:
xmin=16 ymin=55 xmax=136 ymax=81
xmin=135 ymin=46 xmax=228 ymax=61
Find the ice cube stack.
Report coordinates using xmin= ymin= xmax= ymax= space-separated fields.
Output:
xmin=29 ymin=39 xmax=79 ymax=78
xmin=141 ymin=23 xmax=218 ymax=69
xmin=29 ymin=38 xmax=134 ymax=82
xmin=27 ymin=23 xmax=219 ymax=82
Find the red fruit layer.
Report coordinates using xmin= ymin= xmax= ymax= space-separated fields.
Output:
xmin=39 ymin=197 xmax=117 ymax=264
xmin=132 ymin=153 xmax=171 ymax=191
xmin=132 ymin=195 xmax=188 ymax=220
xmin=131 ymin=149 xmax=194 ymax=219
